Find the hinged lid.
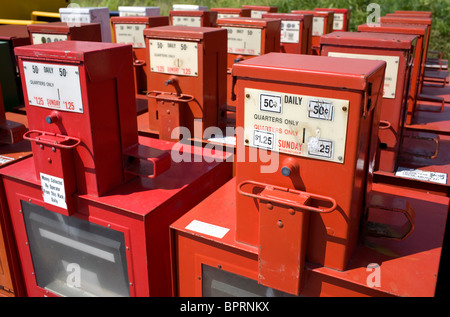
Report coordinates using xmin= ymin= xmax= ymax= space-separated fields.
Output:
xmin=232 ymin=52 xmax=386 ymax=91
xmin=321 ymin=31 xmax=417 ymax=49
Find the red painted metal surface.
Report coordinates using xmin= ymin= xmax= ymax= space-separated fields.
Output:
xmin=291 ymin=10 xmax=333 ymax=55
xmin=169 ymin=10 xmax=218 ymax=27
xmin=210 ymin=7 xmax=251 ymax=18
xmin=27 ymin=22 xmax=102 ymax=44
xmin=241 ymin=5 xmax=278 ymax=18
xmin=357 ymin=23 xmax=428 ymax=126
xmin=1 ymin=136 xmax=232 ymax=297
xmin=216 ymin=17 xmax=281 ymax=112
xmin=143 ymin=26 xmax=227 ymax=141
xmin=15 ymin=41 xmax=138 ymax=201
xmin=320 ymin=31 xmax=417 ymax=173
xmin=170 ymin=178 xmax=449 ymax=297
xmin=261 ymin=13 xmax=313 ymax=55
xmin=314 ymin=8 xmax=351 ymax=31
xmin=111 ymin=16 xmax=169 ymax=97
xmin=232 ymin=53 xmax=385 ymax=275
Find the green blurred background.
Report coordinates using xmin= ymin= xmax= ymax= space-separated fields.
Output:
xmin=75 ymin=0 xmax=449 ymax=59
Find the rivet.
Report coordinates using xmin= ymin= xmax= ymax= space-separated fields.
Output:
xmin=288 ymin=208 xmax=295 ymax=215
xmin=277 ymin=220 xmax=284 ymax=228
xmin=342 ymin=106 xmax=347 ymax=111
xmin=217 ymin=264 xmax=222 ymax=269
xmin=52 ymin=147 xmax=56 ymax=152
xmin=267 ymin=203 xmax=273 ymax=210
xmin=246 ymin=94 xmax=250 ymax=98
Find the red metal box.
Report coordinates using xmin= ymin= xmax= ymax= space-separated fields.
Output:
xmin=210 ymin=7 xmax=251 ymax=18
xmin=216 ymin=17 xmax=281 ymax=111
xmin=143 ymin=26 xmax=227 ymax=141
xmin=111 ymin=16 xmax=169 ymax=108
xmin=241 ymin=5 xmax=277 ymax=18
xmin=27 ymin=22 xmax=102 ymax=44
xmin=314 ymin=8 xmax=351 ymax=31
xmin=320 ymin=31 xmax=417 ymax=173
xmin=232 ymin=53 xmax=386 ymax=281
xmin=261 ymin=13 xmax=313 ymax=55
xmin=170 ymin=178 xmax=449 ymax=297
xmin=169 ymin=10 xmax=217 ymax=27
xmin=291 ymin=10 xmax=333 ymax=55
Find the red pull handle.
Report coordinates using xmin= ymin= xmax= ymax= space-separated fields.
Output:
xmin=23 ymin=130 xmax=81 ymax=150
xmin=237 ymin=180 xmax=337 ymax=214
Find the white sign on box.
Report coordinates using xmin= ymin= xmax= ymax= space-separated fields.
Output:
xmin=40 ymin=173 xmax=67 ymax=209
xmin=149 ymin=39 xmax=199 ymax=76
xmin=23 ymin=61 xmax=84 ymax=113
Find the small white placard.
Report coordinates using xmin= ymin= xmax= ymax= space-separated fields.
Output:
xmin=185 ymin=220 xmax=230 ymax=239
xmin=40 ymin=173 xmax=67 ymax=209
xmin=149 ymin=39 xmax=199 ymax=76
xmin=172 ymin=16 xmax=202 ymax=27
xmin=0 ymin=155 xmax=14 ymax=165
xmin=32 ymin=33 xmax=68 ymax=44
xmin=395 ymin=167 xmax=448 ymax=185
xmin=281 ymin=20 xmax=300 ymax=44
xmin=114 ymin=23 xmax=147 ymax=48
xmin=223 ymin=26 xmax=262 ymax=56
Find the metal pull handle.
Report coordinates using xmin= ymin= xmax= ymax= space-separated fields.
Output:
xmin=146 ymin=90 xmax=195 ymax=103
xmin=379 ymin=120 xmax=392 ymax=130
xmin=23 ymin=130 xmax=81 ymax=149
xmin=364 ymin=196 xmax=415 ymax=240
xmin=237 ymin=180 xmax=337 ymax=213
xmin=402 ymin=133 xmax=440 ymax=160
xmin=133 ymin=59 xmax=146 ymax=67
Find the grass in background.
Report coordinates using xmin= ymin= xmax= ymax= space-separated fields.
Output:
xmin=73 ymin=0 xmax=449 ymax=59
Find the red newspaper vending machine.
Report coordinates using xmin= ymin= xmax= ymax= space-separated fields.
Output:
xmin=1 ymin=40 xmax=231 ymax=297
xmin=111 ymin=16 xmax=169 ymax=113
xmin=291 ymin=10 xmax=333 ymax=55
xmin=210 ymin=7 xmax=251 ymax=18
xmin=314 ymin=8 xmax=351 ymax=31
xmin=215 ymin=17 xmax=280 ymax=121
xmin=169 ymin=10 xmax=217 ymax=27
xmin=27 ymin=22 xmax=102 ymax=44
xmin=142 ymin=26 xmax=227 ymax=141
xmin=241 ymin=5 xmax=277 ymax=18
xmin=170 ymin=53 xmax=449 ymax=297
xmin=320 ymin=31 xmax=417 ymax=173
xmin=262 ymin=13 xmax=313 ymax=55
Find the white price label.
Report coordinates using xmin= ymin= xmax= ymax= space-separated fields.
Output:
xmin=23 ymin=61 xmax=84 ymax=113
xmin=172 ymin=16 xmax=202 ymax=27
xmin=32 ymin=33 xmax=68 ymax=44
xmin=308 ymin=138 xmax=334 ymax=159
xmin=149 ymin=39 xmax=198 ymax=76
xmin=40 ymin=173 xmax=67 ymax=209
xmin=114 ymin=23 xmax=146 ymax=48
xmin=312 ymin=17 xmax=325 ymax=36
xmin=185 ymin=220 xmax=230 ymax=239
xmin=308 ymin=99 xmax=334 ymax=121
xmin=244 ymin=88 xmax=349 ymax=163
xmin=395 ymin=167 xmax=448 ymax=185
xmin=224 ymin=27 xmax=261 ymax=56
xmin=260 ymin=93 xmax=282 ymax=113
xmin=327 ymin=52 xmax=400 ymax=99
xmin=217 ymin=13 xmax=240 ymax=18
xmin=281 ymin=20 xmax=300 ymax=43
xmin=253 ymin=130 xmax=275 ymax=150
xmin=250 ymin=10 xmax=267 ymax=18
xmin=333 ymin=13 xmax=345 ymax=30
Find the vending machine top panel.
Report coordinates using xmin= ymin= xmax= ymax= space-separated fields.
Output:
xmin=232 ymin=52 xmax=386 ymax=91
xmin=320 ymin=31 xmax=418 ymax=49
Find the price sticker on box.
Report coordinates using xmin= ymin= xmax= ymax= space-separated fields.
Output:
xmin=23 ymin=61 xmax=84 ymax=113
xmin=149 ymin=39 xmax=199 ymax=76
xmin=244 ymin=88 xmax=349 ymax=163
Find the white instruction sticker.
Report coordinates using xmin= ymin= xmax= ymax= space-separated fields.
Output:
xmin=312 ymin=17 xmax=325 ymax=36
xmin=333 ymin=13 xmax=345 ymax=30
xmin=223 ymin=27 xmax=261 ymax=56
xmin=327 ymin=52 xmax=400 ymax=99
xmin=244 ymin=88 xmax=349 ymax=163
xmin=149 ymin=39 xmax=198 ymax=76
xmin=185 ymin=220 xmax=230 ymax=239
xmin=395 ymin=167 xmax=448 ymax=185
xmin=217 ymin=13 xmax=240 ymax=18
xmin=23 ymin=61 xmax=84 ymax=113
xmin=31 ymin=33 xmax=68 ymax=44
xmin=0 ymin=155 xmax=14 ymax=165
xmin=114 ymin=23 xmax=147 ymax=48
xmin=172 ymin=16 xmax=202 ymax=27
xmin=281 ymin=20 xmax=300 ymax=43
xmin=250 ymin=10 xmax=268 ymax=18
xmin=40 ymin=173 xmax=67 ymax=209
